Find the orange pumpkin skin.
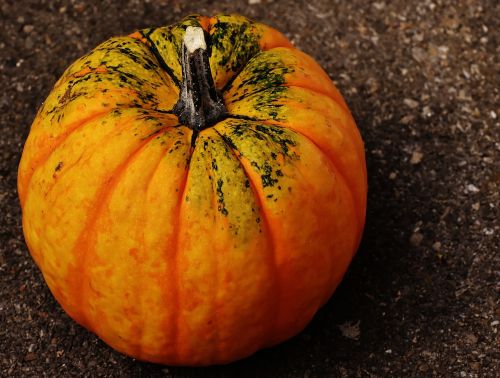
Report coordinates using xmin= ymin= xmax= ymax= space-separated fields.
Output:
xmin=18 ymin=14 xmax=367 ymax=365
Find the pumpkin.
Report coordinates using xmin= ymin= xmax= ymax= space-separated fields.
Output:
xmin=18 ymin=14 xmax=367 ymax=365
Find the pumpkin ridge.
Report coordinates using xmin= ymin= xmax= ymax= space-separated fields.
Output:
xmin=165 ymin=140 xmax=193 ymax=362
xmin=284 ymin=83 xmax=349 ymax=113
xmin=225 ymin=113 xmax=364 ymax=220
xmin=225 ymin=49 xmax=295 ymax=98
xmin=224 ymin=85 xmax=287 ymax=105
xmin=129 ymin=130 xmax=184 ymax=360
xmin=19 ymin=109 xmax=112 ymax=207
xmin=284 ymin=83 xmax=349 ymax=114
xmin=217 ymin=120 xmax=359 ymax=337
xmin=213 ymin=128 xmax=281 ymax=347
xmin=238 ymin=116 xmax=362 ymax=238
xmin=219 ymin=66 xmax=242 ymax=94
xmin=226 ymin=82 xmax=350 ymax=115
xmin=217 ymin=33 xmax=294 ymax=93
xmin=233 ymin=89 xmax=365 ymax=165
xmin=275 ymin=120 xmax=363 ymax=233
xmin=279 ymin=119 xmax=361 ymax=239
xmin=286 ymin=132 xmax=361 ymax=303
xmin=49 ymin=36 xmax=172 ymax=102
xmin=68 ymin=127 xmax=176 ymax=331
xmin=215 ymin=30 xmax=257 ymax=93
xmin=224 ymin=115 xmax=363 ymax=256
xmin=201 ymin=140 xmax=221 ymax=362
xmin=34 ymin=118 xmax=177 ymax=205
xmin=208 ymin=15 xmax=262 ymax=90
xmin=139 ymin=29 xmax=181 ymax=88
xmin=267 ymin=46 xmax=349 ymax=110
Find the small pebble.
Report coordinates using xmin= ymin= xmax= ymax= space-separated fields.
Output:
xmin=24 ymin=353 xmax=37 ymax=362
xmin=411 ymin=47 xmax=426 ymax=63
xmin=470 ymin=362 xmax=481 ymax=371
xmin=74 ymin=3 xmax=85 ymax=12
xmin=422 ymin=106 xmax=432 ymax=117
xmin=466 ymin=184 xmax=480 ymax=193
xmin=22 ymin=24 xmax=34 ymax=33
xmin=410 ymin=232 xmax=424 ymax=246
xmin=400 ymin=115 xmax=414 ymax=124
xmin=410 ymin=151 xmax=423 ymax=165
xmin=404 ymin=98 xmax=419 ymax=109
xmin=465 ymin=334 xmax=478 ymax=344
xmin=418 ymin=364 xmax=429 ymax=372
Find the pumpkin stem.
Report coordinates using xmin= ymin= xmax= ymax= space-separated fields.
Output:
xmin=173 ymin=26 xmax=226 ymax=132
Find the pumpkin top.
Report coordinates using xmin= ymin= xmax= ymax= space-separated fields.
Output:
xmin=19 ymin=14 xmax=366 ymax=225
xmin=173 ymin=24 xmax=227 ymax=132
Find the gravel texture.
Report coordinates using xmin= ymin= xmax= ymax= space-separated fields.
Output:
xmin=1 ymin=0 xmax=498 ymax=376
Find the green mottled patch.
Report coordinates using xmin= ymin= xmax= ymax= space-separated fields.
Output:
xmin=208 ymin=14 xmax=262 ymax=89
xmin=214 ymin=118 xmax=300 ymax=204
xmin=186 ymin=131 xmax=265 ymax=239
xmin=224 ymin=49 xmax=297 ymax=121
xmin=225 ymin=50 xmax=293 ymax=97
xmin=229 ymin=51 xmax=294 ymax=92
xmin=141 ymin=15 xmax=203 ymax=85
xmin=216 ymin=178 xmax=229 ymax=216
xmin=41 ymin=36 xmax=176 ymax=122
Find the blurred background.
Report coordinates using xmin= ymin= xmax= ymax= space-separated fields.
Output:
xmin=0 ymin=0 xmax=498 ymax=376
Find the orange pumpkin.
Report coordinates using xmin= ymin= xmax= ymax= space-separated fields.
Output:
xmin=18 ymin=14 xmax=367 ymax=365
